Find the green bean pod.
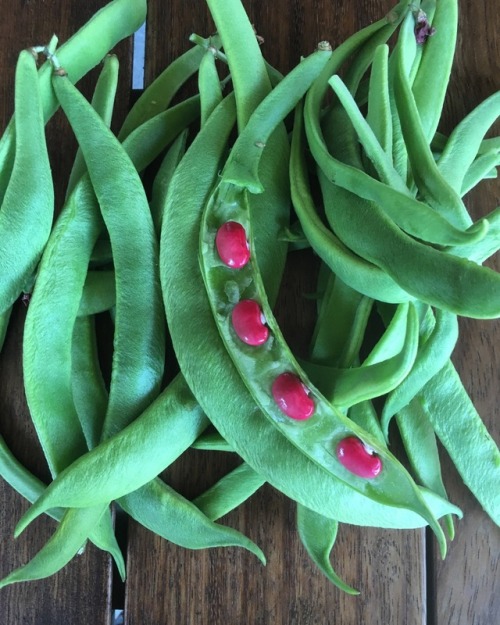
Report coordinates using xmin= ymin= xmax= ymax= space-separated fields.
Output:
xmin=66 ymin=54 xmax=120 ymax=197
xmin=416 ymin=362 xmax=500 ymax=525
xmin=51 ymin=67 xmax=166 ymax=438
xmin=437 ymin=91 xmax=500 ymax=192
xmin=199 ymin=47 xmax=224 ymax=126
xmin=150 ymin=129 xmax=189 ymax=236
xmin=319 ymin=176 xmax=500 ymax=319
xmin=411 ymin=0 xmax=458 ymax=141
xmin=328 ymin=74 xmax=486 ymax=245
xmin=0 ymin=50 xmax=53 ymax=313
xmin=201 ymin=186 xmax=448 ymax=550
xmin=395 ymin=400 xmax=455 ymax=539
xmin=161 ymin=94 xmax=459 ymax=545
xmin=193 ymin=462 xmax=266 ymax=521
xmin=118 ymin=41 xmax=209 ymax=139
xmin=205 ymin=0 xmax=271 ymax=131
xmin=120 ymin=478 xmax=265 ymax=561
xmin=290 ymin=103 xmax=411 ymax=304
xmin=301 ymin=304 xmax=419 ymax=407
xmin=0 ymin=0 xmax=147 ymax=179
xmin=297 ymin=504 xmax=358 ymax=595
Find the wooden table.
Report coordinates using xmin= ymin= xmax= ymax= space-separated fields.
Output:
xmin=0 ymin=1 xmax=498 ymax=623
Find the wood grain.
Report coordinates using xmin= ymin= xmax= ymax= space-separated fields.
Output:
xmin=0 ymin=1 xmax=498 ymax=624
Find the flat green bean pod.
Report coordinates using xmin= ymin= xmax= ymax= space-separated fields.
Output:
xmin=396 ymin=400 xmax=455 ymax=539
xmin=416 ymin=362 xmax=500 ymax=525
xmin=437 ymin=91 xmax=500 ymax=192
xmin=0 ymin=0 xmax=147 ymax=179
xmin=0 ymin=50 xmax=53 ymax=313
xmin=66 ymin=53 xmax=120 ymax=197
xmin=15 ymin=374 xmax=208 ymax=525
xmin=118 ymin=41 xmax=209 ymax=139
xmin=290 ymin=103 xmax=411 ymax=304
xmin=198 ymin=47 xmax=224 ymax=126
xmin=51 ymin=66 xmax=166 ymax=439
xmin=319 ymin=176 xmax=500 ymax=319
xmin=221 ymin=46 xmax=333 ymax=192
xmin=297 ymin=504 xmax=358 ymax=595
xmin=193 ymin=462 xmax=266 ymax=521
xmin=381 ymin=309 xmax=459 ymax=433
xmin=301 ymin=303 xmax=418 ymax=407
xmin=328 ymin=74 xmax=486 ymax=244
xmin=119 ymin=478 xmax=265 ymax=561
xmin=411 ymin=0 xmax=458 ymax=141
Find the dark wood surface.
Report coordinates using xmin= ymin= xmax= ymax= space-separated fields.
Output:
xmin=0 ymin=1 xmax=498 ymax=624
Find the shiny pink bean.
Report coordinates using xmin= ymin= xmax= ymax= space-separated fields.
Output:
xmin=336 ymin=436 xmax=382 ymax=478
xmin=232 ymin=299 xmax=269 ymax=345
xmin=272 ymin=372 xmax=315 ymax=420
xmin=215 ymin=221 xmax=250 ymax=268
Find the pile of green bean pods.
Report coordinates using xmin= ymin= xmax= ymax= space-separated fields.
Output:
xmin=0 ymin=0 xmax=498 ymax=594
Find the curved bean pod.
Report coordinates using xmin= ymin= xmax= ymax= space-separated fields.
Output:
xmin=120 ymin=478 xmax=265 ymax=561
xmin=205 ymin=0 xmax=271 ymax=130
xmin=416 ymin=362 xmax=500 ymax=524
xmin=319 ymin=177 xmax=500 ymax=319
xmin=437 ymin=91 xmax=500 ymax=192
xmin=393 ymin=35 xmax=475 ymax=229
xmin=221 ymin=46 xmax=333 ymax=192
xmin=161 ymin=93 xmax=458 ymax=540
xmin=118 ymin=41 xmax=208 ymax=140
xmin=199 ymin=47 xmax=224 ymax=127
xmin=396 ymin=400 xmax=455 ymax=539
xmin=15 ymin=375 xmax=207 ymax=522
xmin=193 ymin=461 xmax=266 ymax=521
xmin=329 ymin=74 xmax=487 ymax=245
xmin=0 ymin=50 xmax=53 ymax=313
xmin=297 ymin=504 xmax=358 ymax=595
xmin=411 ymin=0 xmax=458 ymax=140
xmin=290 ymin=103 xmax=411 ymax=304
xmin=51 ymin=67 xmax=166 ymax=438
xmin=150 ymin=129 xmax=189 ymax=236
xmin=301 ymin=304 xmax=419 ymax=407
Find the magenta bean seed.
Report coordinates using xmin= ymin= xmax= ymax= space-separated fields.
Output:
xmin=215 ymin=221 xmax=250 ymax=268
xmin=231 ymin=299 xmax=269 ymax=345
xmin=336 ymin=436 xmax=382 ymax=479
xmin=271 ymin=373 xmax=315 ymax=420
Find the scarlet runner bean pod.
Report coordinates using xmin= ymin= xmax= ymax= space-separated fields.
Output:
xmin=160 ymin=93 xmax=460 ymax=534
xmin=196 ymin=70 xmax=447 ymax=557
